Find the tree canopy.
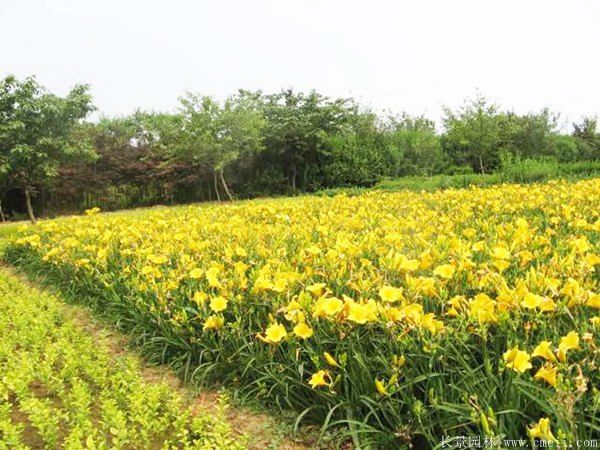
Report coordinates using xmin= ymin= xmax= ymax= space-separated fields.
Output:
xmin=0 ymin=75 xmax=95 ymax=222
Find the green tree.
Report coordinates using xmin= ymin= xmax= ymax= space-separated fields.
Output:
xmin=442 ymin=95 xmax=501 ymax=173
xmin=0 ymin=75 xmax=95 ymax=223
xmin=262 ymin=90 xmax=354 ymax=191
xmin=572 ymin=117 xmax=600 ymax=160
xmin=383 ymin=113 xmax=446 ymax=176
xmin=174 ymin=91 xmax=265 ymax=201
xmin=497 ymin=109 xmax=558 ymax=160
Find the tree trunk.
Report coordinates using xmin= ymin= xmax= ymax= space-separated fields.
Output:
xmin=24 ymin=186 xmax=37 ymax=225
xmin=0 ymin=202 xmax=5 ymax=223
xmin=302 ymin=165 xmax=309 ymax=191
xmin=478 ymin=155 xmax=485 ymax=174
xmin=291 ymin=164 xmax=297 ymax=191
xmin=213 ymin=171 xmax=221 ymax=202
xmin=219 ymin=168 xmax=233 ymax=201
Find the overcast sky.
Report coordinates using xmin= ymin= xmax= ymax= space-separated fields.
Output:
xmin=1 ymin=0 xmax=599 ymax=129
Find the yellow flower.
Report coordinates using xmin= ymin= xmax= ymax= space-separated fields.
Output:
xmin=421 ymin=313 xmax=445 ymax=334
xmin=209 ymin=296 xmax=228 ymax=312
xmin=503 ymin=346 xmax=532 ymax=373
xmin=205 ymin=267 xmax=221 ymax=288
xmin=469 ymin=293 xmax=497 ymax=324
xmin=534 ymin=364 xmax=558 ymax=388
xmin=585 ymin=253 xmax=600 ymax=266
xmin=572 ymin=237 xmax=590 ymax=253
xmin=323 ymin=352 xmax=339 ymax=367
xmin=293 ymin=322 xmax=314 ymax=339
xmin=560 ymin=331 xmax=580 ymax=350
xmin=446 ymin=295 xmax=466 ymax=317
xmin=313 ymin=296 xmax=343 ymax=317
xmin=492 ymin=245 xmax=511 ymax=260
xmin=591 ymin=316 xmax=600 ymax=328
xmin=587 ymin=293 xmax=600 ymax=309
xmin=378 ymin=285 xmax=403 ymax=303
xmin=493 ymin=259 xmax=511 ymax=272
xmin=346 ymin=300 xmax=378 ymax=324
xmin=521 ymin=292 xmax=543 ymax=309
xmin=384 ymin=306 xmax=402 ymax=322
xmin=189 ymin=268 xmax=203 ymax=279
xmin=472 ymin=241 xmax=486 ymax=252
xmin=411 ymin=276 xmax=438 ymax=297
xmin=531 ymin=341 xmax=557 ymax=363
xmin=528 ymin=417 xmax=556 ymax=441
xmin=519 ymin=250 xmax=534 ymax=267
xmin=433 ymin=264 xmax=455 ymax=280
xmin=538 ymin=297 xmax=556 ymax=312
xmin=308 ymin=370 xmax=330 ymax=389
xmin=192 ymin=291 xmax=208 ymax=304
xmin=375 ymin=379 xmax=388 ymax=396
xmin=306 ymin=283 xmax=327 ymax=297
xmin=305 ymin=245 xmax=321 ymax=255
xmin=264 ymin=323 xmax=287 ymax=343
xmin=398 ymin=256 xmax=420 ymax=272
xmin=203 ymin=315 xmax=224 ymax=330
xmin=148 ymin=254 xmax=168 ymax=265
xmin=557 ymin=331 xmax=579 ymax=362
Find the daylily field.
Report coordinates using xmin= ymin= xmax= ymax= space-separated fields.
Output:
xmin=6 ymin=179 xmax=600 ymax=448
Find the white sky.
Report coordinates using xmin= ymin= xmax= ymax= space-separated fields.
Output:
xmin=1 ymin=0 xmax=599 ymax=129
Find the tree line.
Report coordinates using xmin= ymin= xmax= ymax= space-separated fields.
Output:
xmin=1 ymin=75 xmax=599 ymax=223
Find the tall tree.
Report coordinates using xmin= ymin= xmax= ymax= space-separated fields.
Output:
xmin=174 ymin=92 xmax=265 ymax=201
xmin=442 ymin=95 xmax=501 ymax=173
xmin=0 ymin=75 xmax=95 ymax=223
xmin=572 ymin=117 xmax=600 ymax=160
xmin=262 ymin=90 xmax=354 ymax=191
xmin=383 ymin=113 xmax=445 ymax=176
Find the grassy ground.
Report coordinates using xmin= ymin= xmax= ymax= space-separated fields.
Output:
xmin=0 ymin=221 xmax=23 ymax=240
xmin=317 ymin=160 xmax=600 ymax=196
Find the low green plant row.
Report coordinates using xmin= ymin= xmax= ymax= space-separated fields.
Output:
xmin=0 ymin=268 xmax=246 ymax=450
xmin=317 ymin=160 xmax=600 ymax=196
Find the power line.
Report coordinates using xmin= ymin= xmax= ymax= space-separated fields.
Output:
xmin=364 ymin=44 xmax=600 ymax=101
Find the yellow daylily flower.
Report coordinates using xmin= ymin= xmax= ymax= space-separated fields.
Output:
xmin=375 ymin=379 xmax=388 ymax=396
xmin=293 ymin=322 xmax=314 ymax=339
xmin=346 ymin=300 xmax=378 ymax=324
xmin=203 ymin=315 xmax=224 ymax=330
xmin=378 ymin=285 xmax=403 ymax=303
xmin=189 ymin=268 xmax=203 ymax=279
xmin=534 ymin=364 xmax=558 ymax=388
xmin=306 ymin=283 xmax=327 ymax=297
xmin=209 ymin=295 xmax=228 ymax=312
xmin=557 ymin=331 xmax=579 ymax=362
xmin=313 ymin=296 xmax=343 ymax=317
xmin=503 ymin=346 xmax=532 ymax=373
xmin=308 ymin=370 xmax=331 ymax=389
xmin=528 ymin=417 xmax=556 ymax=441
xmin=263 ymin=323 xmax=287 ymax=343
xmin=433 ymin=264 xmax=455 ymax=280
xmin=531 ymin=341 xmax=557 ymax=363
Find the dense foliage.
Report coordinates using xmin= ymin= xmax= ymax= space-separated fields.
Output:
xmin=1 ymin=75 xmax=599 ymax=220
xmin=0 ymin=75 xmax=95 ymax=222
xmin=0 ymin=268 xmax=245 ymax=449
xmin=6 ymin=179 xmax=599 ymax=448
